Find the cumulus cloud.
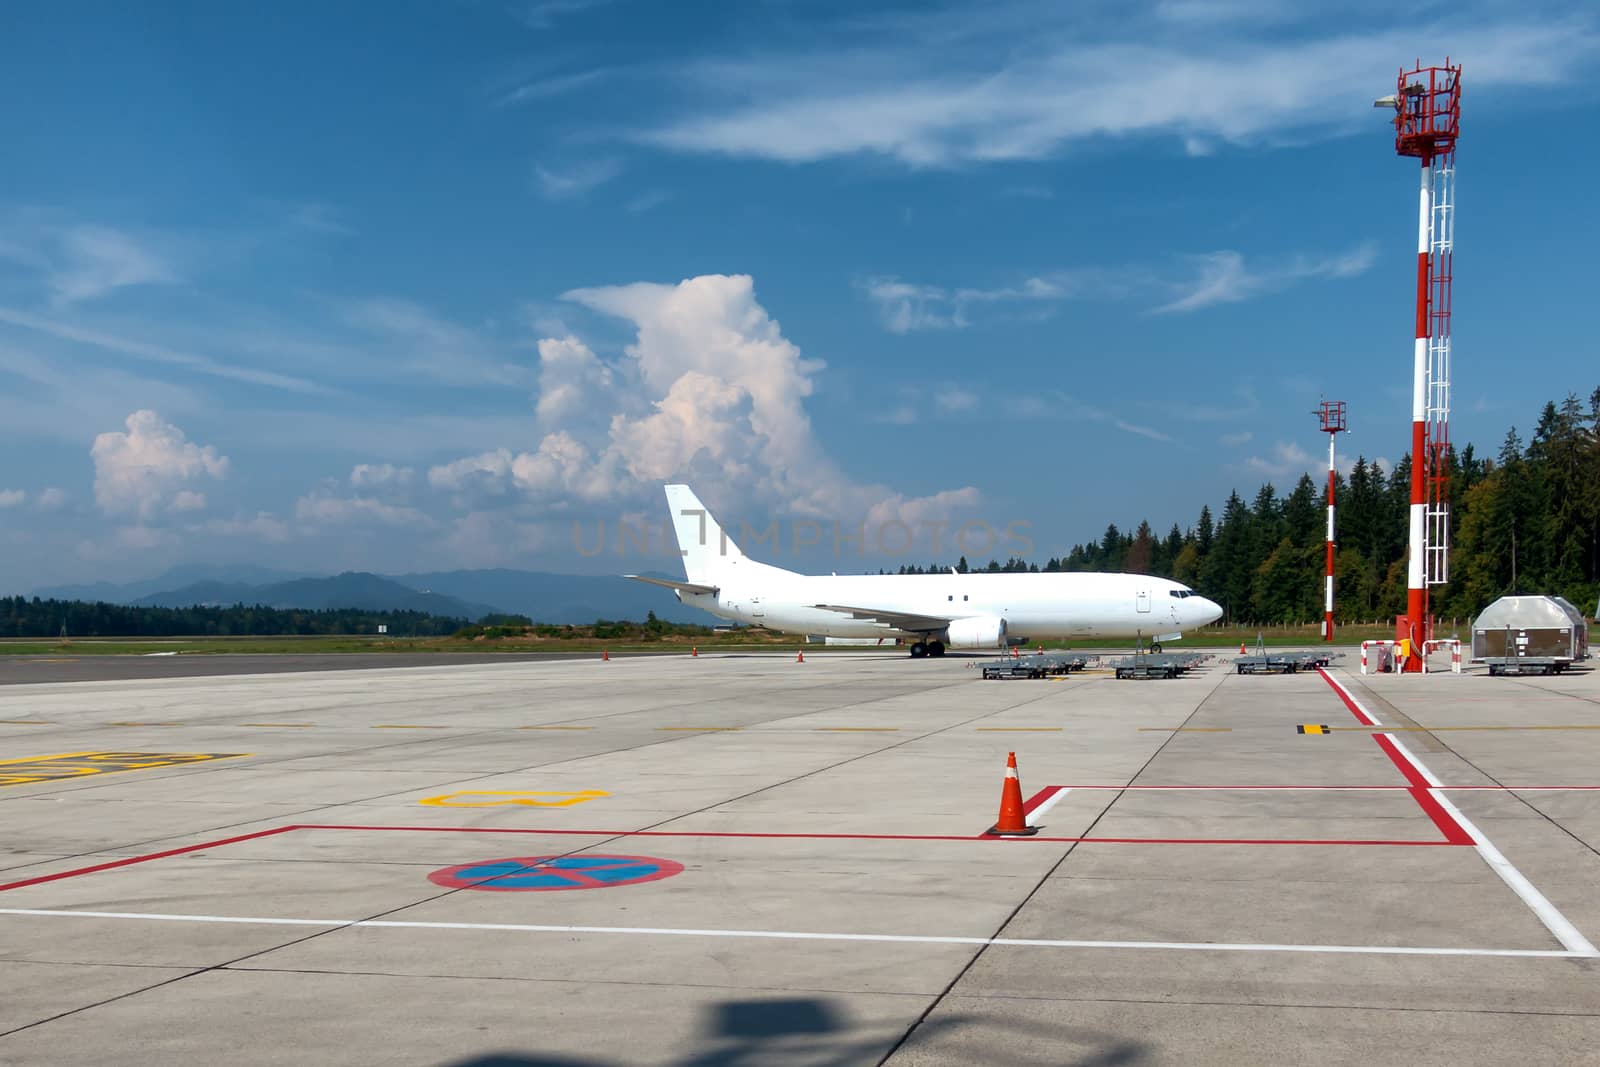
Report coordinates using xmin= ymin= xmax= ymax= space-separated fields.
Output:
xmin=0 ymin=489 xmax=23 ymax=508
xmin=350 ymin=463 xmax=415 ymax=489
xmin=427 ymin=273 xmax=980 ymax=532
xmin=295 ymin=486 xmax=431 ymax=527
xmin=535 ymin=336 xmax=614 ymax=423
xmin=1246 ymin=441 xmax=1317 ymax=478
xmin=91 ymin=410 xmax=228 ymax=519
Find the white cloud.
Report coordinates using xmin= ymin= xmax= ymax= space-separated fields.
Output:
xmin=0 ymin=307 xmax=330 ymax=394
xmin=428 ymin=449 xmax=515 ymax=493
xmin=639 ymin=11 xmax=1598 ymax=167
xmin=194 ymin=512 xmax=291 ymax=543
xmin=535 ymin=336 xmax=614 ymax=423
xmin=0 ymin=489 xmax=23 ymax=508
xmin=429 ymin=273 xmax=979 ymax=532
xmin=1155 ymin=243 xmax=1376 ymax=314
xmin=1246 ymin=441 xmax=1317 ymax=478
xmin=499 ymin=67 xmax=611 ymax=105
xmin=934 ymin=387 xmax=977 ymax=414
xmin=34 ymin=487 xmax=66 ymax=512
xmin=91 ymin=411 xmax=228 ymax=520
xmin=868 ymin=245 xmax=1370 ymax=331
xmin=1220 ymin=431 xmax=1253 ymax=446
xmin=295 ymin=486 xmax=430 ymax=527
xmin=625 ymin=189 xmax=674 ymax=214
xmin=533 ymin=159 xmax=624 ymax=200
xmin=350 ymin=463 xmax=415 ymax=489
xmin=30 ymin=225 xmax=177 ymax=305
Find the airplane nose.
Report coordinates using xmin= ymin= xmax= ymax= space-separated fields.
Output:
xmin=1194 ymin=597 xmax=1223 ymax=626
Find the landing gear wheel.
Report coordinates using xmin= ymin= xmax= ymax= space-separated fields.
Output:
xmin=910 ymin=641 xmax=927 ymax=658
xmin=928 ymin=641 xmax=946 ymax=658
xmin=1151 ymin=642 xmax=1163 ymax=654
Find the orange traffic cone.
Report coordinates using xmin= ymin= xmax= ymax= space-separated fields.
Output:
xmin=1239 ymin=641 xmax=1247 ymax=654
xmin=602 ymin=648 xmax=609 ymax=661
xmin=796 ymin=649 xmax=805 ymax=663
xmin=988 ymin=752 xmax=1039 ymax=836
xmin=691 ymin=646 xmax=698 ymax=657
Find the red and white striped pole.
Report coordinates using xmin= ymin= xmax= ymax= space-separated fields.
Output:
xmin=1325 ymin=431 xmax=1336 ymax=641
xmin=1316 ymin=400 xmax=1345 ymax=643
xmin=1405 ymin=160 xmax=1430 ymax=664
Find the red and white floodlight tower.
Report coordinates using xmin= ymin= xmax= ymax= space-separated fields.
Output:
xmin=1378 ymin=60 xmax=1460 ymax=669
xmin=1316 ymin=400 xmax=1347 ymax=642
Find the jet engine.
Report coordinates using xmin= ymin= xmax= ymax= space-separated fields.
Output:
xmin=944 ymin=615 xmax=1008 ymax=649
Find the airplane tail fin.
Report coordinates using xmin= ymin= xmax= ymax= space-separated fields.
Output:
xmin=664 ymin=484 xmax=745 ymax=584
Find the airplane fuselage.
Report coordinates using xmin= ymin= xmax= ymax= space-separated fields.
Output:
xmin=679 ymin=560 xmax=1215 ymax=641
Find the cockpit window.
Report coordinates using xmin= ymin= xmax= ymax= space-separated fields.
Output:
xmin=1169 ymin=589 xmax=1193 ymax=598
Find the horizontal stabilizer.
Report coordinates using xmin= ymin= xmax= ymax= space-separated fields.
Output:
xmin=625 ymin=575 xmax=720 ymax=596
xmin=812 ymin=603 xmax=953 ymax=634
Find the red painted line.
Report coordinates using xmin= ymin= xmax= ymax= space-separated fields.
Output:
xmin=292 ymin=825 xmax=1451 ymax=847
xmin=1374 ymin=734 xmax=1430 ymax=789
xmin=1317 ymin=668 xmax=1380 ymax=725
xmin=1317 ymin=669 xmax=1472 ymax=846
xmin=1021 ymin=785 xmax=1062 ymax=815
xmin=0 ymin=826 xmax=301 ymax=894
xmin=1407 ymin=787 xmax=1474 ymax=846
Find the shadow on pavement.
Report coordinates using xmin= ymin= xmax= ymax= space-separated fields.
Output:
xmin=438 ymin=995 xmax=1147 ymax=1067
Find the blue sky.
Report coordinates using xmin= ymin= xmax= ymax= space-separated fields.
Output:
xmin=1 ymin=0 xmax=1597 ymax=592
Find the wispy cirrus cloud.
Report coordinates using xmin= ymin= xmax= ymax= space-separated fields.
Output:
xmin=637 ymin=5 xmax=1599 ymax=167
xmin=862 ymin=244 xmax=1371 ymax=331
xmin=0 ymin=218 xmax=178 ymax=305
xmin=1155 ymin=243 xmax=1377 ymax=313
xmin=533 ymin=158 xmax=624 ymax=200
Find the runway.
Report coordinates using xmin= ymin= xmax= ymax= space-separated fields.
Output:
xmin=1 ymin=651 xmax=1596 ymax=1065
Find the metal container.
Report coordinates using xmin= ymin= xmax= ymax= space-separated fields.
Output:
xmin=1471 ymin=595 xmax=1589 ymax=675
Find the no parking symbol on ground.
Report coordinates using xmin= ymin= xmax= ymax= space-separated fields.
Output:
xmin=427 ymin=854 xmax=684 ymax=892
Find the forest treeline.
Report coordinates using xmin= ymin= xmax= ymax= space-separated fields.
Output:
xmin=0 ymin=598 xmax=481 ymax=639
xmin=891 ymin=388 xmax=1600 ymax=625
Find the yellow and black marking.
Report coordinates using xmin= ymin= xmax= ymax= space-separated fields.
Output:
xmin=0 ymin=751 xmax=247 ymax=788
xmin=1297 ymin=724 xmax=1330 ymax=735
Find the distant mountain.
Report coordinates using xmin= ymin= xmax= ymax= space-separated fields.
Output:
xmin=32 ymin=565 xmax=718 ymax=626
xmin=32 ymin=564 xmax=311 ymax=604
xmin=134 ymin=572 xmax=502 ymax=621
xmin=397 ymin=569 xmax=718 ymax=625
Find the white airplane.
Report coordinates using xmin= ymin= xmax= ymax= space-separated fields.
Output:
xmin=626 ymin=485 xmax=1223 ymax=658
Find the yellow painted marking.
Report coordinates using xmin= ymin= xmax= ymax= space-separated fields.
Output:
xmin=976 ymin=727 xmax=1064 ymax=732
xmin=419 ymin=790 xmax=610 ymax=809
xmin=0 ymin=751 xmax=247 ymax=788
xmin=241 ymin=723 xmax=316 ymax=728
xmin=1138 ymin=727 xmax=1233 ymax=733
xmin=1298 ymin=724 xmax=1328 ymax=735
xmin=0 ymin=720 xmax=54 ymax=725
xmin=372 ymin=725 xmax=450 ymax=730
xmin=658 ymin=726 xmax=742 ymax=732
xmin=26 ymin=658 xmax=78 ymax=663
xmin=520 ymin=725 xmax=595 ymax=731
xmin=816 ymin=727 xmax=900 ymax=732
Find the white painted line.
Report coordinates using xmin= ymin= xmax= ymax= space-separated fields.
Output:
xmin=1326 ymin=676 xmax=1599 ymax=959
xmin=0 ymin=908 xmax=1590 ymax=960
xmin=1026 ymin=787 xmax=1069 ymax=826
xmin=1385 ymin=735 xmax=1444 ymax=789
xmin=1426 ymin=789 xmax=1599 ymax=957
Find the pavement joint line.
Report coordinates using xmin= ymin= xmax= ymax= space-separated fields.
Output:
xmin=0 ymin=908 xmax=1592 ymax=960
xmin=1319 ymin=668 xmax=1600 ymax=958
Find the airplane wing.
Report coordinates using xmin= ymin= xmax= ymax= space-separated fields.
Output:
xmin=812 ymin=603 xmax=953 ymax=634
xmin=625 ymin=575 xmax=720 ymax=595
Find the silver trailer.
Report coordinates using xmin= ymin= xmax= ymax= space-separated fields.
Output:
xmin=1471 ymin=595 xmax=1589 ymax=676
